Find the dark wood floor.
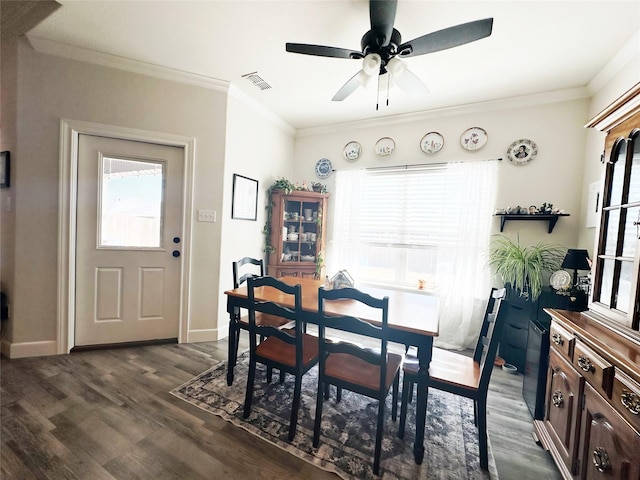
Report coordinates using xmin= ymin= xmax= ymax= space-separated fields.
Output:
xmin=1 ymin=337 xmax=561 ymax=479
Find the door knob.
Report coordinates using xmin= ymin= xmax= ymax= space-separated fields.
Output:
xmin=172 ymin=250 xmax=180 ymax=257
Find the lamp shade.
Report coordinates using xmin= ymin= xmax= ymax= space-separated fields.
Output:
xmin=561 ymin=249 xmax=591 ymax=271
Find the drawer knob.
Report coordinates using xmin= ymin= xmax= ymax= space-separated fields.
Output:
xmin=577 ymin=355 xmax=595 ymax=373
xmin=551 ymin=390 xmax=564 ymax=408
xmin=551 ymin=333 xmax=564 ymax=346
xmin=592 ymin=447 xmax=611 ymax=473
xmin=621 ymin=389 xmax=640 ymax=415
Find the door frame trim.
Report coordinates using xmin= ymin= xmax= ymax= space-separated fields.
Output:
xmin=58 ymin=119 xmax=195 ymax=353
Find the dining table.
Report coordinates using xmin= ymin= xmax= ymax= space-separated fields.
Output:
xmin=224 ymin=276 xmax=439 ymax=464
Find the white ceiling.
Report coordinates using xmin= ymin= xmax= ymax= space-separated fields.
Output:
xmin=26 ymin=0 xmax=640 ymax=130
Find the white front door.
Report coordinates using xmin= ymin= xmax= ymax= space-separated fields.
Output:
xmin=75 ymin=134 xmax=184 ymax=346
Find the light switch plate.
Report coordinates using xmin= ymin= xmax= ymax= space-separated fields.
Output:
xmin=198 ymin=209 xmax=216 ymax=222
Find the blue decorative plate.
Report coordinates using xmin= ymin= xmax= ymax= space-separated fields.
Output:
xmin=315 ymin=158 xmax=333 ymax=178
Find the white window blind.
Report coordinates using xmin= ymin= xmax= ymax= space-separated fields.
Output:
xmin=331 ymin=160 xmax=499 ymax=349
xmin=333 ymin=162 xmax=497 ymax=288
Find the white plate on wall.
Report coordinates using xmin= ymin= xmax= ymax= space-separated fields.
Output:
xmin=460 ymin=127 xmax=488 ymax=151
xmin=420 ymin=132 xmax=444 ymax=154
xmin=343 ymin=141 xmax=361 ymax=161
xmin=375 ymin=137 xmax=395 ymax=156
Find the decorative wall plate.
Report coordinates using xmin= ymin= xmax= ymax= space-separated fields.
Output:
xmin=343 ymin=141 xmax=361 ymax=161
xmin=460 ymin=127 xmax=488 ymax=151
xmin=507 ymin=139 xmax=538 ymax=165
xmin=550 ymin=270 xmax=572 ymax=290
xmin=375 ymin=137 xmax=395 ymax=156
xmin=315 ymin=158 xmax=333 ymax=178
xmin=420 ymin=132 xmax=444 ymax=154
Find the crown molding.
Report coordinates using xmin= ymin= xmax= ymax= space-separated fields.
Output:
xmin=585 ymin=81 xmax=640 ymax=132
xmin=294 ymin=87 xmax=591 ymax=138
xmin=26 ymin=34 xmax=230 ymax=92
xmin=26 ymin=35 xmax=295 ymax=136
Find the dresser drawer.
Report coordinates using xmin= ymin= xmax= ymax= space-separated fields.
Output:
xmin=573 ymin=340 xmax=614 ymax=397
xmin=503 ymin=322 xmax=529 ymax=349
xmin=549 ymin=322 xmax=574 ymax=361
xmin=612 ymin=369 xmax=640 ymax=432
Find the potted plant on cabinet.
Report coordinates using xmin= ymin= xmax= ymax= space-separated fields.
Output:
xmin=487 ymin=234 xmax=566 ymax=373
xmin=487 ymin=234 xmax=565 ymax=301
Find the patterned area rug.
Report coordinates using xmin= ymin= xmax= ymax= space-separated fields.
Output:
xmin=170 ymin=353 xmax=498 ymax=480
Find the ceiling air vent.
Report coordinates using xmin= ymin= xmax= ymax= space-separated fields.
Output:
xmin=242 ymin=72 xmax=272 ymax=91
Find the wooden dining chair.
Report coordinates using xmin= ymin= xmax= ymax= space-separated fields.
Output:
xmin=244 ymin=275 xmax=319 ymax=441
xmin=398 ymin=287 xmax=507 ymax=470
xmin=229 ymin=257 xmax=290 ymax=385
xmin=313 ymin=287 xmax=403 ymax=475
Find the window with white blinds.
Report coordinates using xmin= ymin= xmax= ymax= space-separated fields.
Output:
xmin=332 ymin=161 xmax=498 ymax=290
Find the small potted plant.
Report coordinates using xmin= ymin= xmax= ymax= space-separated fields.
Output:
xmin=487 ymin=234 xmax=565 ymax=301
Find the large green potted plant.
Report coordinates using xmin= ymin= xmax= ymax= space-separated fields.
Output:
xmin=487 ymin=234 xmax=565 ymax=301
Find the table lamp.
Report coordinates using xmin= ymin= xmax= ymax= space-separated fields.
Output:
xmin=561 ymin=249 xmax=591 ymax=286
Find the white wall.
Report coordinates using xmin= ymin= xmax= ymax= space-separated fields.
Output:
xmin=292 ymin=95 xmax=590 ymax=276
xmin=7 ymin=39 xmax=229 ymax=355
xmin=215 ymin=93 xmax=295 ymax=337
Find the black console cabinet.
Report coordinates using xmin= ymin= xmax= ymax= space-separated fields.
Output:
xmin=500 ymin=287 xmax=572 ymax=419
xmin=500 ymin=288 xmax=565 ymax=373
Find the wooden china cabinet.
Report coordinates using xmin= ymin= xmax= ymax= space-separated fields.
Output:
xmin=266 ymin=189 xmax=329 ymax=279
xmin=534 ymin=83 xmax=640 ymax=480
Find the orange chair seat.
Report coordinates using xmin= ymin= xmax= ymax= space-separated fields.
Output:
xmin=326 ymin=352 xmax=403 ymax=392
xmin=403 ymin=347 xmax=480 ymax=392
xmin=256 ymin=331 xmax=319 ymax=368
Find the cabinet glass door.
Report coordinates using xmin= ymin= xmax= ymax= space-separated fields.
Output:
xmin=282 ymin=199 xmax=321 ymax=264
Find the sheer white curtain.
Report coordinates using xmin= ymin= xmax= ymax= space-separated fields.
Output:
xmin=330 ymin=160 xmax=498 ymax=350
xmin=433 ymin=161 xmax=498 ymax=349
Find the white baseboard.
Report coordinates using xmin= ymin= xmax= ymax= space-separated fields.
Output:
xmin=2 ymin=339 xmax=58 ymax=358
xmin=186 ymin=327 xmax=228 ymax=344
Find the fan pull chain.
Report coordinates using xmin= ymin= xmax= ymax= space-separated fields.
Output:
xmin=386 ymin=73 xmax=390 ymax=107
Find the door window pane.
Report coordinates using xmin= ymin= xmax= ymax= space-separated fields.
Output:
xmin=100 ymin=157 xmax=164 ymax=248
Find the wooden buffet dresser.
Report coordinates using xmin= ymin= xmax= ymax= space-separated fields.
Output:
xmin=534 ymin=83 xmax=640 ymax=480
xmin=534 ymin=309 xmax=640 ymax=479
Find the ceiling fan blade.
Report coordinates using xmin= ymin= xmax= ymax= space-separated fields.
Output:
xmin=332 ymin=70 xmax=367 ymax=101
xmin=286 ymin=43 xmax=363 ymax=59
xmin=393 ymin=68 xmax=429 ymax=97
xmin=398 ymin=18 xmax=493 ymax=58
xmin=387 ymin=57 xmax=429 ymax=97
xmin=369 ymin=0 xmax=398 ymax=47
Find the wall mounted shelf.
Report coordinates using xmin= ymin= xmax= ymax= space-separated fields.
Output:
xmin=495 ymin=213 xmax=570 ymax=233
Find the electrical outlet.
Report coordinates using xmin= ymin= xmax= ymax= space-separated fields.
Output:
xmin=198 ymin=209 xmax=216 ymax=222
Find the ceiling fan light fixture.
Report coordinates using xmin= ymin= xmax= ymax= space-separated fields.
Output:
xmin=386 ymin=57 xmax=407 ymax=78
xmin=362 ymin=53 xmax=382 ymax=76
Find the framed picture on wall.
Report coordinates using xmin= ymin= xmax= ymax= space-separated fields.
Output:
xmin=231 ymin=174 xmax=258 ymax=221
xmin=0 ymin=151 xmax=9 ymax=188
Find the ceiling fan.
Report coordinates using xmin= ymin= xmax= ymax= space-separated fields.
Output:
xmin=286 ymin=0 xmax=493 ymax=105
